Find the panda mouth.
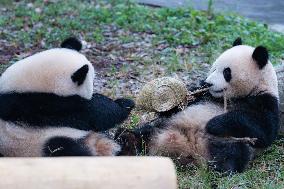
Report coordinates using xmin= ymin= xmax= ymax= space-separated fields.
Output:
xmin=210 ymin=88 xmax=228 ymax=96
xmin=212 ymin=89 xmax=224 ymax=93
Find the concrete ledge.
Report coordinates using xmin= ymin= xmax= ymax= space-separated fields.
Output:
xmin=0 ymin=157 xmax=177 ymax=189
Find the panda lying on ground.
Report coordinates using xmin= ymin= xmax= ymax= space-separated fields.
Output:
xmin=116 ymin=38 xmax=279 ymax=173
xmin=0 ymin=37 xmax=134 ymax=157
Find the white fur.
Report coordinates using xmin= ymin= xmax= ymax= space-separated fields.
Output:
xmin=169 ymin=102 xmax=224 ymax=130
xmin=0 ymin=48 xmax=95 ymax=99
xmin=205 ymin=45 xmax=278 ymax=98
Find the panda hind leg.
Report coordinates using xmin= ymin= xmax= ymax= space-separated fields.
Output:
xmin=43 ymin=137 xmax=92 ymax=157
xmin=148 ymin=128 xmax=195 ymax=165
xmin=84 ymin=132 xmax=121 ymax=156
xmin=208 ymin=138 xmax=253 ymax=173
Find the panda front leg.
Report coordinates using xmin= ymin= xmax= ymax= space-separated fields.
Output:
xmin=205 ymin=111 xmax=272 ymax=148
xmin=89 ymin=94 xmax=135 ymax=132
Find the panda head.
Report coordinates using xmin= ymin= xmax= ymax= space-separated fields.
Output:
xmin=205 ymin=38 xmax=278 ymax=99
xmin=0 ymin=37 xmax=95 ymax=99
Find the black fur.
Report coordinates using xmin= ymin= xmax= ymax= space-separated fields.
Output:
xmin=61 ymin=37 xmax=82 ymax=51
xmin=43 ymin=137 xmax=91 ymax=156
xmin=223 ymin=67 xmax=232 ymax=82
xmin=114 ymin=98 xmax=135 ymax=111
xmin=252 ymin=46 xmax=269 ymax=69
xmin=115 ymin=128 xmax=142 ymax=156
xmin=232 ymin=37 xmax=242 ymax=46
xmin=71 ymin=64 xmax=89 ymax=86
xmin=206 ymin=93 xmax=279 ymax=148
xmin=0 ymin=92 xmax=134 ymax=131
xmin=208 ymin=138 xmax=252 ymax=173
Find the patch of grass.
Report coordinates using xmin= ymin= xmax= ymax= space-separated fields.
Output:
xmin=128 ymin=114 xmax=140 ymax=129
xmin=92 ymin=28 xmax=105 ymax=43
xmin=119 ymin=35 xmax=135 ymax=44
xmin=177 ymin=139 xmax=284 ymax=189
xmin=1 ymin=0 xmax=284 ymax=64
xmin=0 ymin=0 xmax=12 ymax=6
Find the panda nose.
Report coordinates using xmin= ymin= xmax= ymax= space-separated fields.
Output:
xmin=202 ymin=81 xmax=213 ymax=88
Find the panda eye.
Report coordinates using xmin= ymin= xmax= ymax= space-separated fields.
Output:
xmin=223 ymin=67 xmax=232 ymax=82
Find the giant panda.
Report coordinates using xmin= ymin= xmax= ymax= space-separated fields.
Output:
xmin=116 ymin=38 xmax=279 ymax=173
xmin=0 ymin=37 xmax=134 ymax=157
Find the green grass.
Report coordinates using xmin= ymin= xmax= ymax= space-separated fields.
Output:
xmin=1 ymin=0 xmax=284 ymax=64
xmin=1 ymin=1 xmax=284 ymax=188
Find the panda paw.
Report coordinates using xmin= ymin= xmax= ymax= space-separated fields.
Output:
xmin=208 ymin=139 xmax=253 ymax=173
xmin=206 ymin=118 xmax=229 ymax=136
xmin=115 ymin=98 xmax=135 ymax=112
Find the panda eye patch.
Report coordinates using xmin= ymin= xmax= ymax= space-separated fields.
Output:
xmin=223 ymin=67 xmax=232 ymax=82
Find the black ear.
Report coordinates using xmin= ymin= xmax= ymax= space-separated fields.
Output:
xmin=232 ymin=37 xmax=242 ymax=46
xmin=61 ymin=37 xmax=82 ymax=51
xmin=252 ymin=46 xmax=269 ymax=69
xmin=71 ymin=65 xmax=89 ymax=86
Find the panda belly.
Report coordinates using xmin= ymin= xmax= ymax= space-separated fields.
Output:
xmin=148 ymin=102 xmax=224 ymax=161
xmin=147 ymin=102 xmax=253 ymax=172
xmin=0 ymin=119 xmax=120 ymax=157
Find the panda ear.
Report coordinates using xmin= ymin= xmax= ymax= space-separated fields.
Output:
xmin=61 ymin=37 xmax=82 ymax=51
xmin=71 ymin=65 xmax=89 ymax=86
xmin=232 ymin=37 xmax=242 ymax=46
xmin=252 ymin=46 xmax=269 ymax=69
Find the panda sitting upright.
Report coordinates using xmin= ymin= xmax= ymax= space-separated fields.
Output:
xmin=0 ymin=37 xmax=134 ymax=157
xmin=116 ymin=38 xmax=279 ymax=173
